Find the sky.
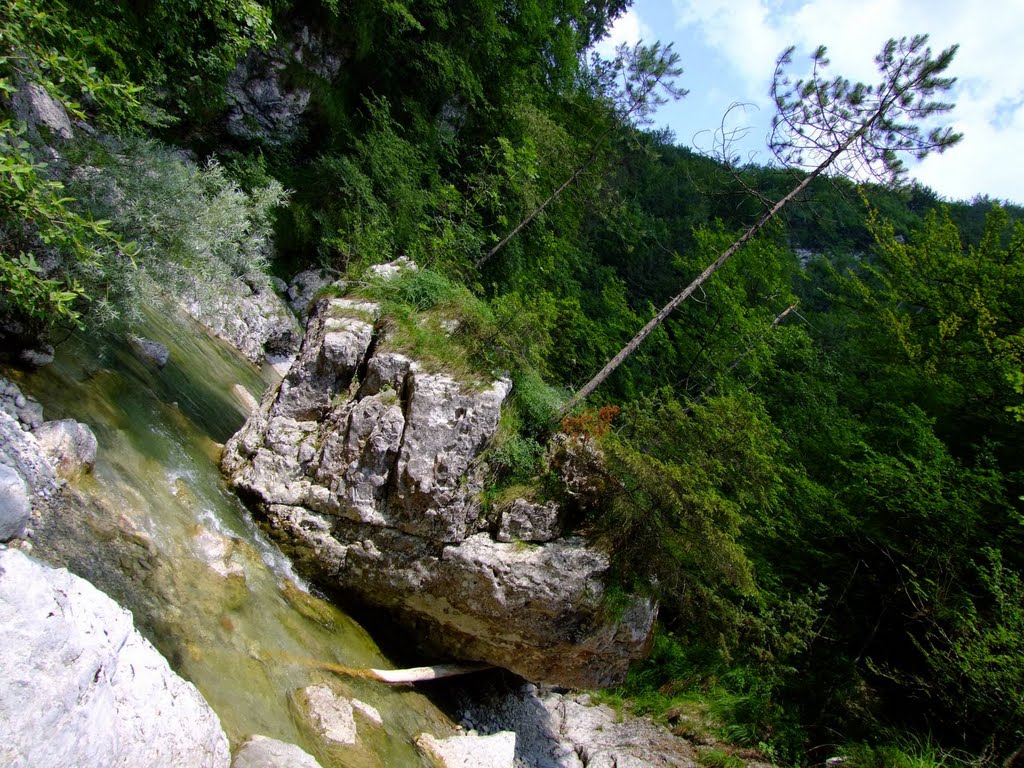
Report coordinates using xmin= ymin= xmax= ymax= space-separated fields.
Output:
xmin=594 ymin=0 xmax=1024 ymax=204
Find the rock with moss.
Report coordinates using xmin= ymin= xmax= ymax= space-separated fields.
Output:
xmin=222 ymin=288 xmax=656 ymax=689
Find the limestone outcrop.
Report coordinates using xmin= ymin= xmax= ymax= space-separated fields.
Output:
xmin=222 ymin=292 xmax=656 ymax=688
xmin=0 ymin=547 xmax=230 ymax=768
xmin=224 ymin=26 xmax=343 ymax=145
xmin=180 ymin=273 xmax=302 ymax=365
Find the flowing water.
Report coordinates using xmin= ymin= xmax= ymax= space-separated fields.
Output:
xmin=9 ymin=308 xmax=453 ymax=767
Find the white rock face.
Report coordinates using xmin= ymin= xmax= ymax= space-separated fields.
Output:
xmin=0 ymin=548 xmax=230 ymax=768
xmin=232 ymin=735 xmax=323 ymax=768
xmin=222 ymin=291 xmax=656 ymax=688
xmin=417 ymin=731 xmax=516 ymax=768
xmin=0 ymin=463 xmax=30 ymax=541
xmin=180 ymin=272 xmax=302 ymax=365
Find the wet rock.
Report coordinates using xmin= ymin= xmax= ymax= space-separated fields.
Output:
xmin=190 ymin=526 xmax=245 ymax=580
xmin=232 ymin=735 xmax=323 ymax=768
xmin=416 ymin=731 xmax=516 ymax=768
xmin=232 ymin=383 xmax=261 ymax=415
xmin=0 ymin=463 xmax=30 ymax=541
xmin=352 ymin=699 xmax=383 ymax=727
xmin=0 ymin=548 xmax=231 ymax=767
xmin=223 ymin=283 xmax=656 ymax=688
xmin=129 ymin=335 xmax=170 ymax=368
xmin=33 ymin=419 xmax=98 ymax=478
xmin=295 ymin=685 xmax=358 ymax=746
xmin=18 ymin=344 xmax=54 ymax=368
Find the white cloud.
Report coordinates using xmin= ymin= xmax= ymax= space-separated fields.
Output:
xmin=594 ymin=7 xmax=654 ymax=59
xmin=670 ymin=0 xmax=1024 ymax=201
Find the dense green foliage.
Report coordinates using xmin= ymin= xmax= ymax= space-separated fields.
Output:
xmin=3 ymin=1 xmax=1023 ymax=765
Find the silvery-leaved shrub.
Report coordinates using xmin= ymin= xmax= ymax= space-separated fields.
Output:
xmin=63 ymin=136 xmax=287 ymax=326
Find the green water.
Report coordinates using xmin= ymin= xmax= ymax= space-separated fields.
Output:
xmin=10 ymin=309 xmax=453 ymax=767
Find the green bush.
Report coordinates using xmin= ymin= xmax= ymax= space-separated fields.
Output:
xmin=489 ymin=434 xmax=544 ymax=482
xmin=62 ymin=136 xmax=286 ymax=325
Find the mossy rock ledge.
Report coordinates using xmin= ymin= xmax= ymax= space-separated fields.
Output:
xmin=221 ymin=293 xmax=656 ymax=688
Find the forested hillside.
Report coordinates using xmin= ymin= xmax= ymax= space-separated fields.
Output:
xmin=2 ymin=1 xmax=1022 ymax=765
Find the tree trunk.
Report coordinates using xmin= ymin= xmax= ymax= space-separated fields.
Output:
xmin=560 ymin=131 xmax=861 ymax=414
xmin=561 ymin=172 xmax=819 ymax=413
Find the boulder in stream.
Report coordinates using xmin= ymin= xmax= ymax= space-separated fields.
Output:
xmin=128 ymin=334 xmax=171 ymax=368
xmin=233 ymin=735 xmax=323 ymax=768
xmin=222 ymin=285 xmax=656 ymax=689
xmin=33 ymin=418 xmax=98 ymax=478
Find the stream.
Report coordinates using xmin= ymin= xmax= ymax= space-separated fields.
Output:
xmin=7 ymin=308 xmax=454 ymax=767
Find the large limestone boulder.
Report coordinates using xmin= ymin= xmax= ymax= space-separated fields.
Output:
xmin=0 ymin=548 xmax=230 ymax=767
xmin=222 ymin=290 xmax=656 ymax=688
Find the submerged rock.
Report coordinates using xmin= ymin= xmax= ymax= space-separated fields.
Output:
xmin=0 ymin=548 xmax=230 ymax=767
xmin=232 ymin=735 xmax=323 ymax=768
xmin=33 ymin=418 xmax=98 ymax=478
xmin=128 ymin=335 xmax=170 ymax=368
xmin=222 ymin=289 xmax=656 ymax=688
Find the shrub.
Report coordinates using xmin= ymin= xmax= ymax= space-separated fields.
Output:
xmin=62 ymin=135 xmax=286 ymax=325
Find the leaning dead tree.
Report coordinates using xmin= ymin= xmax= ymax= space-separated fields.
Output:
xmin=562 ymin=34 xmax=962 ymax=413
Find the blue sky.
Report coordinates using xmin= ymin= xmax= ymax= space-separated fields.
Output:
xmin=595 ymin=0 xmax=1024 ymax=204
